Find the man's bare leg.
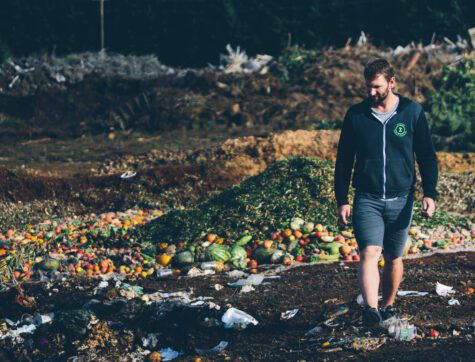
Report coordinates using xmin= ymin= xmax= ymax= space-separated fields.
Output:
xmin=381 ymin=252 xmax=403 ymax=308
xmin=358 ymin=246 xmax=382 ymax=308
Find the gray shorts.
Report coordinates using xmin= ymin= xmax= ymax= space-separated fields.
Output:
xmin=352 ymin=191 xmax=414 ymax=257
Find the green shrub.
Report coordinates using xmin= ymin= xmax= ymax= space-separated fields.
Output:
xmin=0 ymin=39 xmax=11 ymax=64
xmin=425 ymin=56 xmax=475 ymax=151
xmin=273 ymin=45 xmax=321 ymax=83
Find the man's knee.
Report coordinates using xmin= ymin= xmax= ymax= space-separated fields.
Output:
xmin=383 ymin=251 xmax=403 ymax=266
xmin=361 ymin=246 xmax=382 ymax=260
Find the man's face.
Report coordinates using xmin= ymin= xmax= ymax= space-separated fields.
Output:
xmin=365 ymin=74 xmax=395 ymax=106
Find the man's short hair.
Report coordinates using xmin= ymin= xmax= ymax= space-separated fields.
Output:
xmin=364 ymin=58 xmax=395 ymax=81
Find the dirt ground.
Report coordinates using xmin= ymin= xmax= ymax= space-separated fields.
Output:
xmin=0 ymin=251 xmax=473 ymax=361
xmin=0 ymin=129 xmax=473 ymax=230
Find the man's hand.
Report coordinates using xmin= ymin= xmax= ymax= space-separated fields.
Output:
xmin=422 ymin=197 xmax=436 ymax=217
xmin=338 ymin=204 xmax=351 ymax=226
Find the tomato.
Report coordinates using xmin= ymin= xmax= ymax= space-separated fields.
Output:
xmin=283 ymin=257 xmax=292 ymax=265
xmin=335 ymin=235 xmax=345 ymax=243
xmin=263 ymin=240 xmax=273 ymax=249
xmin=343 ymin=255 xmax=353 ymax=262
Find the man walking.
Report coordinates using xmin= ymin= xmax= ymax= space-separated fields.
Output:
xmin=334 ymin=58 xmax=438 ymax=327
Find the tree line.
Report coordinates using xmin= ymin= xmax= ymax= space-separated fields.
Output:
xmin=0 ymin=0 xmax=474 ymax=66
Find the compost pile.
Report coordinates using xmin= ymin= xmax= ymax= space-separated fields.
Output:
xmin=138 ymin=157 xmax=337 ymax=244
xmin=139 ymin=157 xmax=470 ymax=245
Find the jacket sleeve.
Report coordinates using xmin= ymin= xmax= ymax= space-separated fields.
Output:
xmin=334 ymin=110 xmax=356 ymax=206
xmin=414 ymin=109 xmax=438 ymax=200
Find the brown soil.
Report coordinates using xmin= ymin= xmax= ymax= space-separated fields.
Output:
xmin=0 ymin=252 xmax=473 ymax=361
xmin=0 ymin=129 xmax=473 ymax=230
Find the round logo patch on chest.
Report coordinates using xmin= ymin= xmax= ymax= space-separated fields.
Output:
xmin=393 ymin=123 xmax=407 ymax=137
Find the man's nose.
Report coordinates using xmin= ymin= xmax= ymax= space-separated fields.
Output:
xmin=369 ymin=89 xmax=377 ymax=96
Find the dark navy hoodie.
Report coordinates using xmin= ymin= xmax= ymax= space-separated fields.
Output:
xmin=334 ymin=95 xmax=438 ymax=206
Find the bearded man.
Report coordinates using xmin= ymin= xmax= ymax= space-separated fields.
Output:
xmin=334 ymin=58 xmax=438 ymax=327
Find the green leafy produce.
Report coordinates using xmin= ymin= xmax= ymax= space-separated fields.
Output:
xmin=139 ymin=157 xmax=338 ymax=245
xmin=230 ymin=245 xmax=247 ymax=261
xmin=235 ymin=235 xmax=253 ymax=246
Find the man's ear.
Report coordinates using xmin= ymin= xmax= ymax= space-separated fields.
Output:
xmin=389 ymin=76 xmax=396 ymax=89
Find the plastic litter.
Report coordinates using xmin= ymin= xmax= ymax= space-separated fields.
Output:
xmin=324 ymin=319 xmax=340 ymax=327
xmin=187 ymin=267 xmax=215 ymax=277
xmin=0 ymin=313 xmax=54 ymax=342
xmin=381 ymin=316 xmax=420 ymax=341
xmin=94 ymin=281 xmax=109 ymax=294
xmin=141 ymin=333 xmax=159 ymax=348
xmin=228 ymin=274 xmax=265 ymax=287
xmin=158 ymin=347 xmax=183 ymax=361
xmin=240 ymin=285 xmax=255 ymax=293
xmin=436 ymin=282 xmax=456 ymax=297
xmin=201 ymin=261 xmax=220 ymax=270
xmin=226 ymin=270 xmax=247 ymax=278
xmin=305 ymin=325 xmax=323 ymax=336
xmin=448 ymin=298 xmax=460 ymax=306
xmin=157 ymin=269 xmax=175 ymax=278
xmin=281 ymin=309 xmax=299 ymax=320
xmin=195 ymin=340 xmax=228 ymax=354
xmin=120 ymin=171 xmax=137 ymax=179
xmin=397 ymin=290 xmax=429 ymax=297
xmin=325 ymin=305 xmax=349 ymax=319
xmin=221 ymin=307 xmax=258 ymax=329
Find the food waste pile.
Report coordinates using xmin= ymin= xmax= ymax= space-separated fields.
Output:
xmin=1 ymin=158 xmax=473 ymax=290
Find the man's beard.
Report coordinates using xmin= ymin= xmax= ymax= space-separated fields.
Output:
xmin=370 ymin=88 xmax=389 ymax=106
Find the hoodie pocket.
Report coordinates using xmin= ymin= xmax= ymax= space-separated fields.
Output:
xmin=360 ymin=159 xmax=383 ymax=192
xmin=386 ymin=158 xmax=412 ymax=191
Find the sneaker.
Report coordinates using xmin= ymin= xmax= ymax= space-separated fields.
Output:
xmin=379 ymin=305 xmax=399 ymax=321
xmin=362 ymin=306 xmax=382 ymax=328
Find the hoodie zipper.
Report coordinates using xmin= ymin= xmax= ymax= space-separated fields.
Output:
xmin=382 ymin=112 xmax=397 ymax=199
